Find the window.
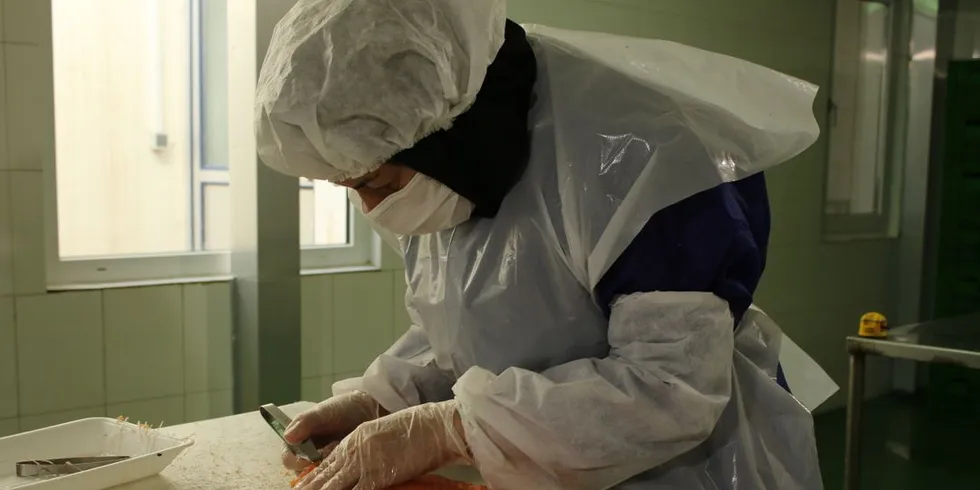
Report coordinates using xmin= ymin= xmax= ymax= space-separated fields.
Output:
xmin=824 ymin=0 xmax=906 ymax=238
xmin=47 ymin=0 xmax=372 ymax=286
xmin=299 ymin=177 xmax=375 ymax=271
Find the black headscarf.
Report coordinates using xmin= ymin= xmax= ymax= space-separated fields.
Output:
xmin=392 ymin=20 xmax=538 ymax=218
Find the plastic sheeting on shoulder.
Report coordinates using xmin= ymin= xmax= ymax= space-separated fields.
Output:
xmin=522 ymin=25 xmax=820 ymax=290
xmin=346 ymin=26 xmax=828 ymax=490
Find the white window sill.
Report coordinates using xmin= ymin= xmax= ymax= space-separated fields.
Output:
xmin=47 ymin=265 xmax=386 ymax=292
xmin=48 ymin=275 xmax=236 ymax=292
xmin=301 ymin=264 xmax=382 ymax=276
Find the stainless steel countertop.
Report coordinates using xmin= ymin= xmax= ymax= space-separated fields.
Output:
xmin=846 ymin=314 xmax=980 ymax=369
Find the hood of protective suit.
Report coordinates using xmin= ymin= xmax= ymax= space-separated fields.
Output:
xmin=255 ymin=0 xmax=507 ymax=184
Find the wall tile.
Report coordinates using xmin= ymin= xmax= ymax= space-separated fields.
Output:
xmin=184 ymin=390 xmax=233 ymax=422
xmin=380 ymin=242 xmax=403 ymax=271
xmin=0 ymin=172 xmax=12 ymax=296
xmin=392 ymin=270 xmax=411 ymax=341
xmin=0 ymin=418 xmax=18 ymax=437
xmin=0 ymin=297 xmax=15 ymax=418
xmin=331 ymin=372 xmax=363 ymax=386
xmin=301 ymin=377 xmax=323 ymax=403
xmin=309 ymin=376 xmax=342 ymax=402
xmin=183 ymin=283 xmax=233 ymax=393
xmin=510 ymin=0 xmax=829 ymax=66
xmin=702 ymin=24 xmax=830 ymax=81
xmin=19 ymin=405 xmax=105 ymax=433
xmin=3 ymin=43 xmax=53 ymax=171
xmin=108 ymin=396 xmax=185 ymax=428
xmin=510 ymin=0 xmax=693 ymax=47
xmin=2 ymin=0 xmax=51 ymax=45
xmin=104 ymin=286 xmax=183 ymax=403
xmin=765 ymin=149 xmax=827 ymax=247
xmin=8 ymin=170 xmax=45 ymax=294
xmin=579 ymin=0 xmax=831 ymax=40
xmin=0 ymin=44 xmax=7 ymax=170
xmin=757 ymin=241 xmax=893 ymax=313
xmin=301 ymin=275 xmax=333 ymax=378
xmin=332 ymin=272 xmax=393 ymax=374
xmin=16 ymin=291 xmax=104 ymax=415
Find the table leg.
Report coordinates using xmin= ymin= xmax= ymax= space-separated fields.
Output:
xmin=843 ymin=351 xmax=866 ymax=490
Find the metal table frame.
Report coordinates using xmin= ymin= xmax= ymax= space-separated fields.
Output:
xmin=844 ymin=315 xmax=980 ymax=490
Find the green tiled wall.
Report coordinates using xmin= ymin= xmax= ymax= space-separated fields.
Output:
xmin=300 ymin=271 xmax=409 ymax=401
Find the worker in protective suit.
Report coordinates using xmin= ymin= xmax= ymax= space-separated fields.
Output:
xmin=255 ymin=1 xmax=836 ymax=489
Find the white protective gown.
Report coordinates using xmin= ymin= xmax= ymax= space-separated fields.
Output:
xmin=332 ymin=25 xmax=837 ymax=490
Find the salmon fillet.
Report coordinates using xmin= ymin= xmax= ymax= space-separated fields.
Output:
xmin=289 ymin=466 xmax=488 ymax=489
xmin=388 ymin=474 xmax=489 ymax=489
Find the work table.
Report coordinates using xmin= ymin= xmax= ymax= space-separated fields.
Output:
xmin=111 ymin=402 xmax=483 ymax=489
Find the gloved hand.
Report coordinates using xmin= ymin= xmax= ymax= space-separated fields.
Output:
xmin=282 ymin=391 xmax=388 ymax=472
xmin=294 ymin=400 xmax=470 ymax=490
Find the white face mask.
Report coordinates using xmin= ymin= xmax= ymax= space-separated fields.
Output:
xmin=349 ymin=174 xmax=475 ymax=236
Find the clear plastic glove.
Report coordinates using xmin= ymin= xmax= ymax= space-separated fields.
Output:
xmin=295 ymin=400 xmax=469 ymax=490
xmin=282 ymin=391 xmax=388 ymax=472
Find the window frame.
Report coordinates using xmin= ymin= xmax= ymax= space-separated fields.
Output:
xmin=44 ymin=0 xmax=377 ymax=289
xmin=823 ymin=0 xmax=908 ymax=240
xmin=301 ymin=206 xmax=376 ymax=271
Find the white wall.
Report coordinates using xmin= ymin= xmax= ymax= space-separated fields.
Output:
xmin=1 ymin=0 xmax=898 ymax=438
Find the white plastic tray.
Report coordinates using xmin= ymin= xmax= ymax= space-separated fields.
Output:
xmin=0 ymin=418 xmax=193 ymax=490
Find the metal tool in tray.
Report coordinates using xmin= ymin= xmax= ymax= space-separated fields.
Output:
xmin=259 ymin=403 xmax=323 ymax=463
xmin=15 ymin=456 xmax=130 ymax=477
